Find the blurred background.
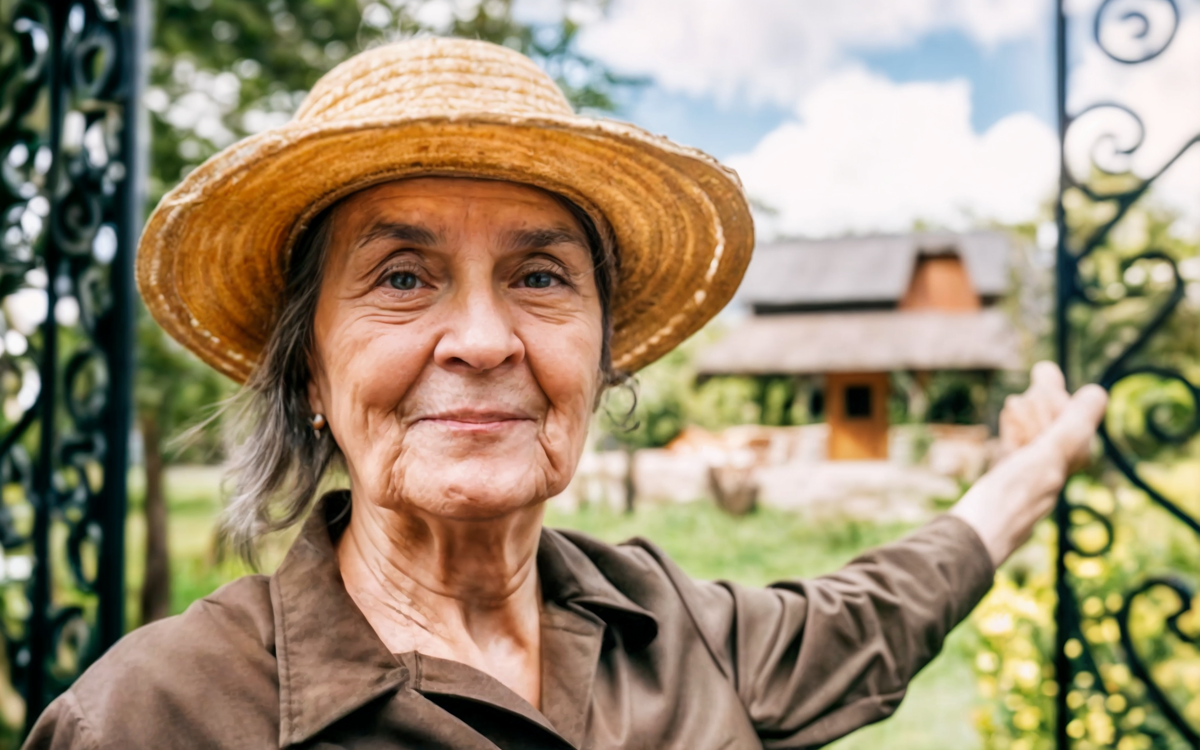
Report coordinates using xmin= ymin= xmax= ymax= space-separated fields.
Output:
xmin=1 ymin=0 xmax=1199 ymax=748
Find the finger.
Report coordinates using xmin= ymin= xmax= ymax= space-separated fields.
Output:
xmin=1030 ymin=361 xmax=1065 ymax=394
xmin=1000 ymin=394 xmax=1032 ymax=450
xmin=1028 ymin=381 xmax=1070 ymax=433
xmin=1041 ymin=384 xmax=1109 ymax=469
xmin=1029 ymin=362 xmax=1070 ymax=421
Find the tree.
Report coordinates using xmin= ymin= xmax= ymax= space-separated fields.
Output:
xmin=137 ymin=0 xmax=633 ymax=622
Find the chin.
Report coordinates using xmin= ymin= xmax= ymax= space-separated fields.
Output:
xmin=398 ymin=450 xmax=568 ymax=521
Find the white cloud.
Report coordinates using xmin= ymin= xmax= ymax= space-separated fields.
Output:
xmin=726 ymin=68 xmax=1059 ymax=238
xmin=575 ymin=0 xmax=1048 ymax=105
xmin=1066 ymin=10 xmax=1200 ymax=230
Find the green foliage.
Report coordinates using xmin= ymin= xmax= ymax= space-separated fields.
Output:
xmin=967 ymin=205 xmax=1200 ymax=749
xmin=134 ymin=298 xmax=231 ymax=461
xmin=1071 ymin=206 xmax=1200 ymax=391
xmin=595 ymin=325 xmax=770 ymax=450
xmin=970 ymin=469 xmax=1200 ymax=750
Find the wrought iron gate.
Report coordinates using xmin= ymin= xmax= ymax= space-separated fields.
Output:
xmin=1055 ymin=0 xmax=1200 ymax=747
xmin=0 ymin=0 xmax=140 ymax=739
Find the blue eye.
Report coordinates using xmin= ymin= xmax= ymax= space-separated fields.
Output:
xmin=524 ymin=272 xmax=556 ymax=289
xmin=388 ymin=272 xmax=420 ymax=290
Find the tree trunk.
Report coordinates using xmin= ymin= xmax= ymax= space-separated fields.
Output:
xmin=622 ymin=445 xmax=636 ymax=515
xmin=140 ymin=413 xmax=171 ymax=624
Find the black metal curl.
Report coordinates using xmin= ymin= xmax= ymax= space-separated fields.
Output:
xmin=45 ymin=605 xmax=90 ymax=693
xmin=1116 ymin=577 xmax=1200 ymax=747
xmin=70 ymin=28 xmax=117 ymax=101
xmin=1067 ymin=102 xmax=1145 ymax=181
xmin=62 ymin=347 xmax=109 ymax=429
xmin=1085 ymin=249 xmax=1200 ymax=538
xmin=1064 ymin=504 xmax=1115 ymax=557
xmin=1097 ymin=395 xmax=1200 ymax=540
xmin=1056 ymin=0 xmax=1200 ymax=746
xmin=1097 ymin=250 xmax=1184 ymax=375
xmin=1094 ymin=0 xmax=1179 ymax=64
xmin=0 ymin=2 xmax=50 ymax=134
xmin=1060 ymin=102 xmax=1199 ymax=259
xmin=0 ymin=444 xmax=33 ymax=548
xmin=0 ymin=0 xmax=139 ymax=736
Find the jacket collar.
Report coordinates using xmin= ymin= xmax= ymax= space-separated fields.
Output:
xmin=270 ymin=492 xmax=659 ymax=747
xmin=536 ymin=527 xmax=659 ymax=651
xmin=270 ymin=493 xmax=409 ymax=747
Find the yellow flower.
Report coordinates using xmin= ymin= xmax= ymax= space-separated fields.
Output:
xmin=1086 ymin=710 xmax=1114 ymax=746
xmin=1015 ymin=661 xmax=1041 ymax=690
xmin=1013 ymin=707 xmax=1042 ymax=731
xmin=1067 ymin=719 xmax=1086 ymax=739
xmin=1074 ymin=558 xmax=1106 ymax=579
xmin=980 ymin=612 xmax=1014 ymax=637
xmin=976 ymin=652 xmax=999 ymax=673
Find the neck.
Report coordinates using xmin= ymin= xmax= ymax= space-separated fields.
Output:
xmin=336 ymin=493 xmax=545 ymax=694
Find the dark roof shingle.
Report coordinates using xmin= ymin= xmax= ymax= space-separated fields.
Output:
xmin=738 ymin=231 xmax=1012 ymax=309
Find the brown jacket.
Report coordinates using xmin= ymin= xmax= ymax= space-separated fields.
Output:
xmin=25 ymin=494 xmax=993 ymax=749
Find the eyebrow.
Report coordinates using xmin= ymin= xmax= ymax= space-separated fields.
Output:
xmin=502 ymin=226 xmax=589 ymax=254
xmin=354 ymin=221 xmax=441 ymax=249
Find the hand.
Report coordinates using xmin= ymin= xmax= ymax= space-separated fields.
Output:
xmin=951 ymin=362 xmax=1108 ymax=567
xmin=999 ymin=361 xmax=1071 ymax=458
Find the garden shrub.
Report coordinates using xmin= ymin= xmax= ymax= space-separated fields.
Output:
xmin=969 ymin=471 xmax=1200 ymax=750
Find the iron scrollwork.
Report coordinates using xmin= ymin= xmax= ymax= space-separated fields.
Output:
xmin=0 ymin=0 xmax=139 ymax=738
xmin=1056 ymin=0 xmax=1200 ymax=747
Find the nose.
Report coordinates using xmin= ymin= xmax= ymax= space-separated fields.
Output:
xmin=433 ymin=285 xmax=525 ymax=373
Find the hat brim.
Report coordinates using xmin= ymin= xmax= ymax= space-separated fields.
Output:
xmin=137 ymin=113 xmax=755 ymax=383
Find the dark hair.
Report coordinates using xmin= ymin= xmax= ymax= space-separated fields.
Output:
xmin=219 ymin=182 xmax=623 ymax=558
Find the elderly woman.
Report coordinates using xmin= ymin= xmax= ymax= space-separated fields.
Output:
xmin=28 ymin=39 xmax=1106 ymax=750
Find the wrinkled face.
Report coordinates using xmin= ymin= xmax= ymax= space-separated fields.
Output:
xmin=308 ymin=178 xmax=604 ymax=520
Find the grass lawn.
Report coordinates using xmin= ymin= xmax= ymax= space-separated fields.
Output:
xmin=128 ymin=465 xmax=982 ymax=750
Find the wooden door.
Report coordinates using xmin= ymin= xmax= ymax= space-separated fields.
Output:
xmin=826 ymin=372 xmax=890 ymax=460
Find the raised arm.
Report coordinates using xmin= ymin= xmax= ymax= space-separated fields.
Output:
xmin=951 ymin=361 xmax=1108 ymax=567
xmin=663 ymin=362 xmax=1107 ymax=748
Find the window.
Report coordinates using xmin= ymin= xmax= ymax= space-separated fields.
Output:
xmin=845 ymin=385 xmax=872 ymax=419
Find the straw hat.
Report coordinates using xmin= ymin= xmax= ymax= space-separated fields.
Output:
xmin=137 ymin=37 xmax=754 ymax=383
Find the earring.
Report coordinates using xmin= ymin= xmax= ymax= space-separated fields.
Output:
xmin=310 ymin=413 xmax=326 ymax=436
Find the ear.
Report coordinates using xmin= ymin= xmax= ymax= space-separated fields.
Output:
xmin=307 ymin=357 xmax=327 ymax=418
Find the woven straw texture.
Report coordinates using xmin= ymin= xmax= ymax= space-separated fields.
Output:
xmin=137 ymin=37 xmax=755 ymax=382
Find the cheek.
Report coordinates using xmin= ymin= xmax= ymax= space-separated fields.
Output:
xmin=521 ymin=311 xmax=603 ymax=439
xmin=318 ymin=315 xmax=431 ymax=426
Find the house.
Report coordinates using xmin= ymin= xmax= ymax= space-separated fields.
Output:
xmin=696 ymin=232 xmax=1022 ymax=461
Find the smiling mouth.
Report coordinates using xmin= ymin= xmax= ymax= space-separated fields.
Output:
xmin=416 ymin=411 xmax=535 ymax=432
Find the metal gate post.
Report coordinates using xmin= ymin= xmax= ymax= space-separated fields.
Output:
xmin=0 ymin=0 xmax=142 ymax=736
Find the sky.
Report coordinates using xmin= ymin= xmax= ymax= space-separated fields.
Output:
xmin=518 ymin=0 xmax=1200 ymax=240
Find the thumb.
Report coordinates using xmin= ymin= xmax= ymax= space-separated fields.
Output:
xmin=1039 ymin=384 xmax=1108 ymax=470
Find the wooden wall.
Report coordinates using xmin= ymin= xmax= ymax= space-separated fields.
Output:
xmin=899 ymin=254 xmax=981 ymax=312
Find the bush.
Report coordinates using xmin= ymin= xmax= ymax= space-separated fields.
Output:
xmin=969 ymin=470 xmax=1200 ymax=750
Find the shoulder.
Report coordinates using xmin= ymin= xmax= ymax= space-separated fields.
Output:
xmin=546 ymin=527 xmax=671 ymax=586
xmin=64 ymin=575 xmax=280 ymax=747
xmin=545 ymin=527 xmax=735 ymax=623
xmin=76 ymin=573 xmax=276 ymax=687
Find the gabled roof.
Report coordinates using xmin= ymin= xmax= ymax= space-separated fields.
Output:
xmin=738 ymin=231 xmax=1012 ymax=311
xmin=695 ymin=309 xmax=1021 ymax=375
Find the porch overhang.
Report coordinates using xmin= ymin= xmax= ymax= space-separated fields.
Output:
xmin=696 ymin=309 xmax=1022 ymax=376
